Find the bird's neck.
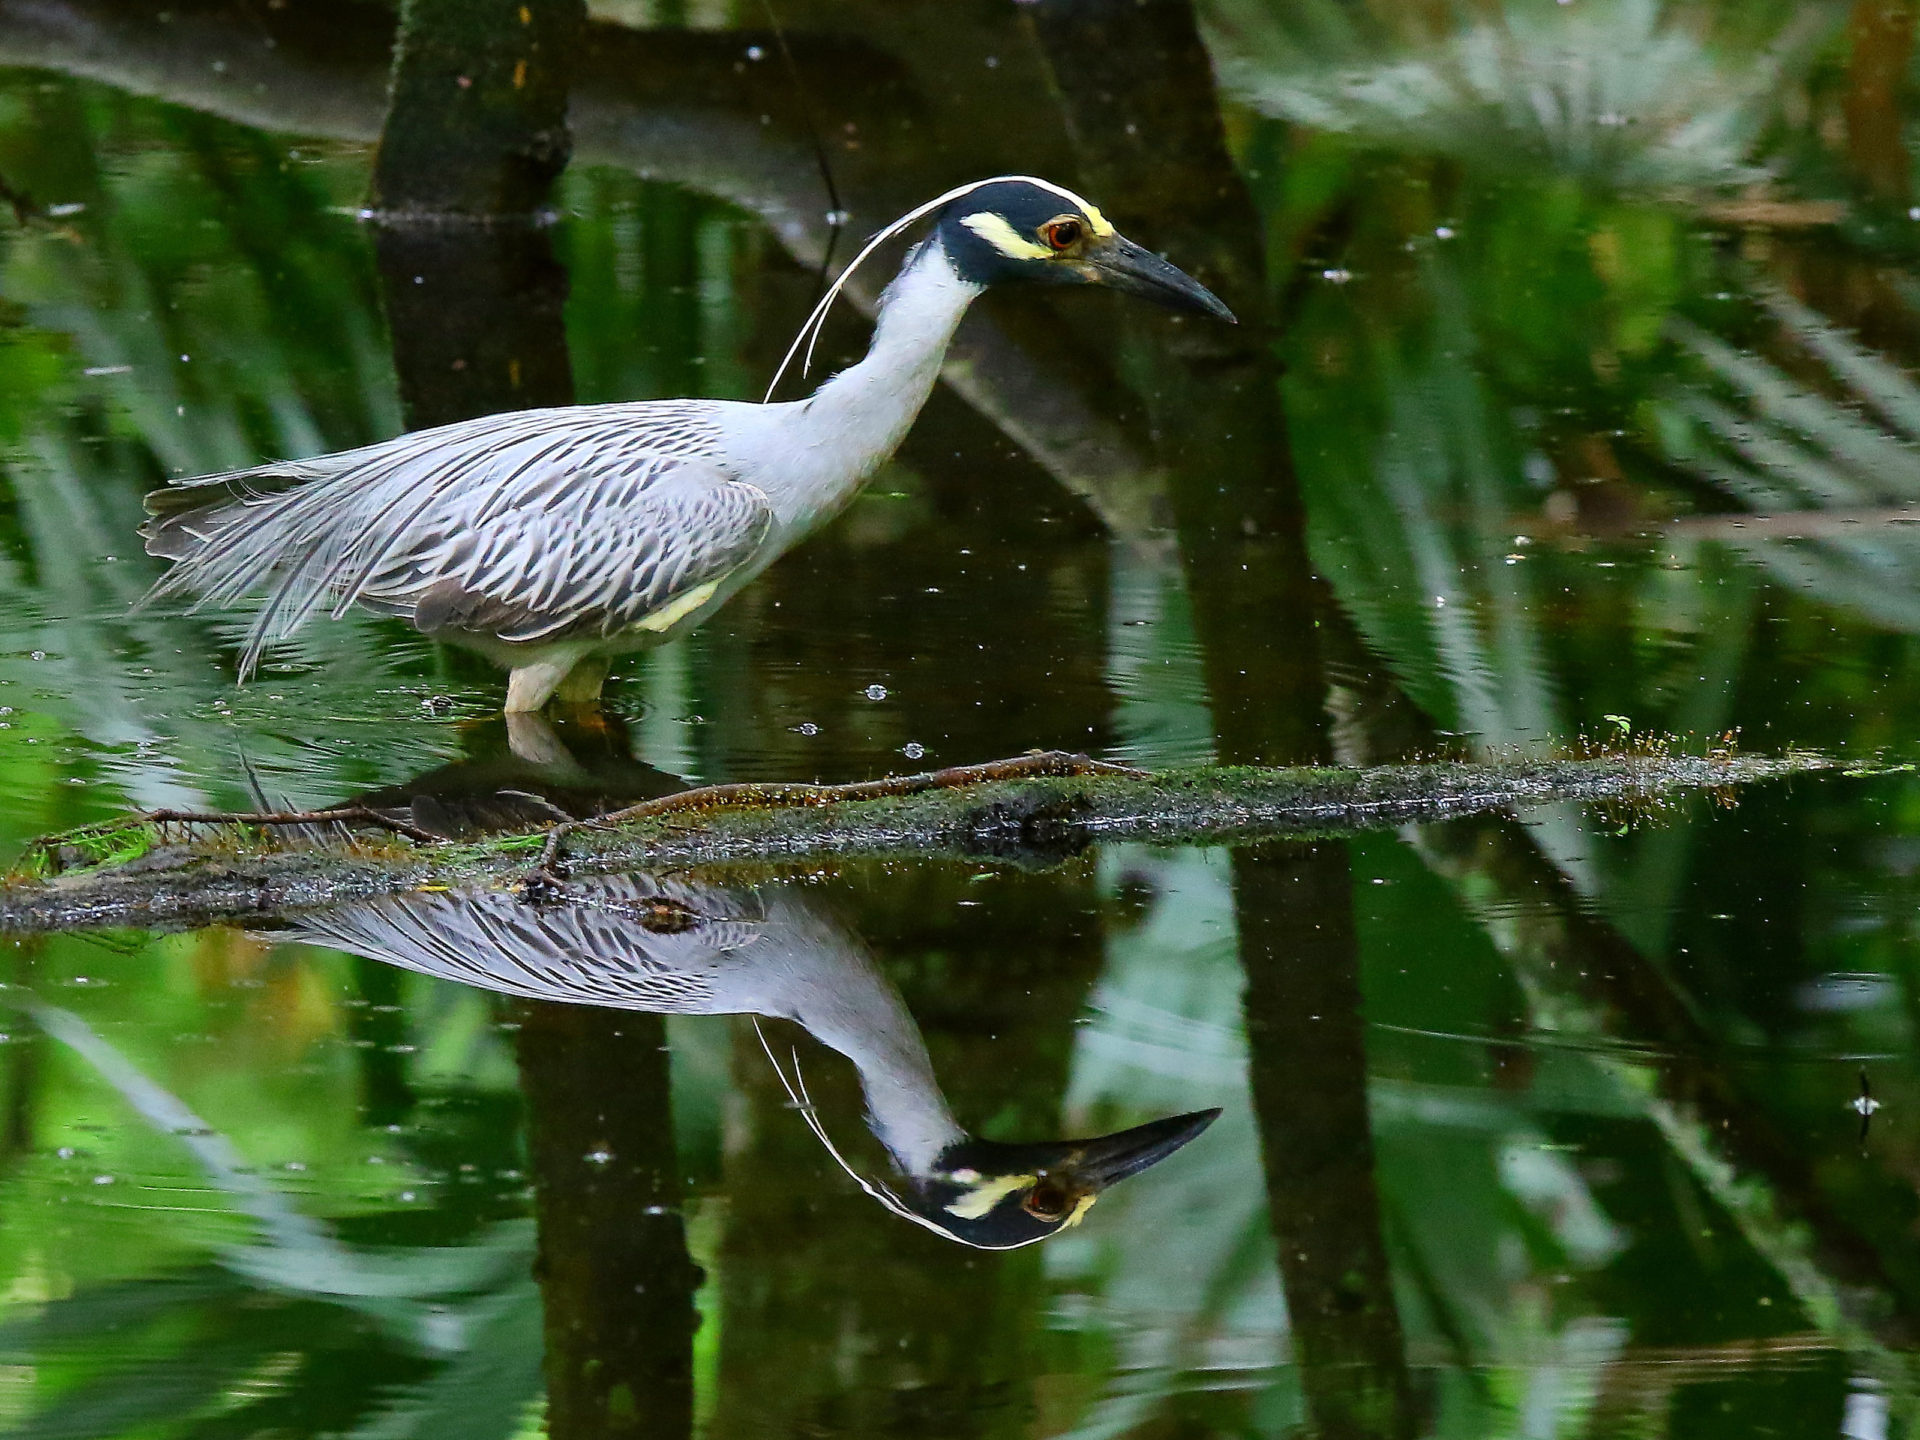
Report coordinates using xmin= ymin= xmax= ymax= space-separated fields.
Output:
xmin=767 ymin=908 xmax=966 ymax=1176
xmin=808 ymin=1004 xmax=966 ymax=1178
xmin=755 ymin=239 xmax=984 ymax=527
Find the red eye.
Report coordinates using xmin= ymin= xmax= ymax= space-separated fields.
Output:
xmin=1042 ymin=217 xmax=1083 ymax=251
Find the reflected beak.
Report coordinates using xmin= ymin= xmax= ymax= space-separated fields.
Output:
xmin=1071 ymin=1107 xmax=1222 ymax=1188
xmin=1084 ymin=236 xmax=1237 ymax=323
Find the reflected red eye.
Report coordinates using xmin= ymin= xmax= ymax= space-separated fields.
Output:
xmin=1023 ymin=1179 xmax=1073 ymax=1221
xmin=1042 ymin=217 xmax=1083 ymax=251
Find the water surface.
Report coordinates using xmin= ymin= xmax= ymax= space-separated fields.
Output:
xmin=5 ymin=1 xmax=1920 ymax=1436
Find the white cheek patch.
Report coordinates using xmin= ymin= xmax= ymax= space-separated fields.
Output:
xmin=959 ymin=212 xmax=1054 ymax=262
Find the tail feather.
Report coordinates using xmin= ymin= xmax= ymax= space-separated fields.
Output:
xmin=133 ymin=411 xmax=562 ymax=678
xmin=134 ymin=403 xmax=699 ymax=680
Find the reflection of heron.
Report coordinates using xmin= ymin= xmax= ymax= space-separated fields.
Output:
xmin=289 ymin=874 xmax=1216 ymax=1248
xmin=141 ymin=177 xmax=1231 ymax=714
xmin=347 ymin=710 xmax=688 ymax=834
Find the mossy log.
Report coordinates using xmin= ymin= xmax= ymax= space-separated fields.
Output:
xmin=0 ymin=749 xmax=1835 ymax=934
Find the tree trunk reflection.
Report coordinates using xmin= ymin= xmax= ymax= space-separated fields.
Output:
xmin=1844 ymin=0 xmax=1915 ymax=203
xmin=1027 ymin=0 xmax=1329 ymax=769
xmin=1027 ymin=6 xmax=1417 ymax=1432
xmin=516 ymin=1004 xmax=701 ymax=1440
xmin=1235 ymin=843 xmax=1416 ymax=1440
xmin=368 ymin=10 xmax=701 ymax=1437
xmin=370 ymin=0 xmax=581 ymax=430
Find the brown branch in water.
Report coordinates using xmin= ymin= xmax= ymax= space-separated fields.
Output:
xmin=529 ymin=750 xmax=1145 ymax=876
xmin=2 ymin=748 xmax=1834 ymax=933
xmin=30 ymin=751 xmax=1145 ymax=881
xmin=30 ymin=803 xmax=444 ymax=867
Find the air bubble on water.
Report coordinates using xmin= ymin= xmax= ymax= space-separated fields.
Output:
xmin=864 ymin=684 xmax=888 ymax=701
xmin=92 ymin=1174 xmax=114 ymax=1185
xmin=585 ymin=1149 xmax=615 ymax=1165
xmin=901 ymin=742 xmax=927 ymax=760
xmin=790 ymin=722 xmax=820 ymax=736
xmin=56 ymin=1147 xmax=75 ymax=1159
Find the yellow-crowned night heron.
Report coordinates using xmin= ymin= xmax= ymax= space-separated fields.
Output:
xmin=141 ymin=177 xmax=1234 ymax=713
xmin=292 ymin=873 xmax=1218 ymax=1248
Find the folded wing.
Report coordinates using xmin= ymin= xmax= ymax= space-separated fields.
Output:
xmin=142 ymin=403 xmax=772 ymax=676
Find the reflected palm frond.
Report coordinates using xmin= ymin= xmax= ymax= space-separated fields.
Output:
xmin=1659 ymin=289 xmax=1920 ymax=632
xmin=0 ymin=79 xmax=467 ymax=823
xmin=0 ymin=995 xmax=545 ymax=1440
xmin=1205 ymin=0 xmax=1834 ymax=190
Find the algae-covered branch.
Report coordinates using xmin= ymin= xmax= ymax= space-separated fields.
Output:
xmin=1 ymin=748 xmax=1832 ymax=933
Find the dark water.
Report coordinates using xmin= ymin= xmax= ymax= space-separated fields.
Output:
xmin=4 ymin=1 xmax=1920 ymax=1436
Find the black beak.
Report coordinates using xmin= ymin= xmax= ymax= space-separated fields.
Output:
xmin=1070 ymin=1107 xmax=1222 ymax=1188
xmin=1086 ymin=236 xmax=1237 ymax=324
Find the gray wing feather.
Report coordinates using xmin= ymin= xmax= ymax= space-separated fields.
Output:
xmin=286 ymin=877 xmax=766 ymax=1012
xmin=389 ymin=452 xmax=770 ymax=645
xmin=141 ymin=402 xmax=769 ymax=675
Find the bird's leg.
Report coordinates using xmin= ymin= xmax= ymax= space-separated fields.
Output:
xmin=552 ymin=654 xmax=610 ymax=706
xmin=504 ymin=658 xmax=572 ymax=713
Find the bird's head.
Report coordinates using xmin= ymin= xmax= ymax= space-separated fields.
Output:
xmin=933 ymin=178 xmax=1235 ymax=323
xmin=896 ymin=1107 xmax=1221 ymax=1249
